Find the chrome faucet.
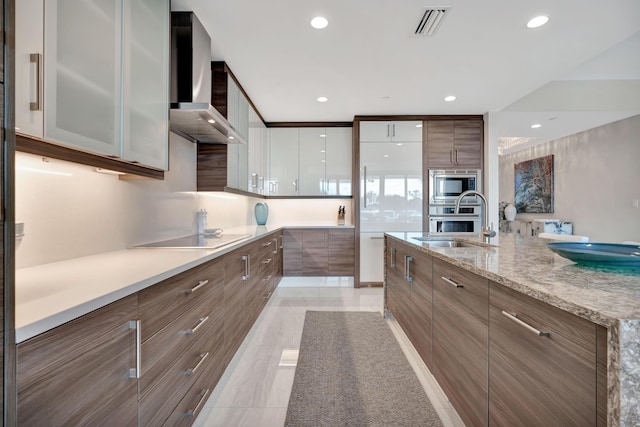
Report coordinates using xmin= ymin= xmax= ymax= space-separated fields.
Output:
xmin=455 ymin=190 xmax=496 ymax=244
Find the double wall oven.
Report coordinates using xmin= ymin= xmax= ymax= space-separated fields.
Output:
xmin=428 ymin=169 xmax=482 ymax=233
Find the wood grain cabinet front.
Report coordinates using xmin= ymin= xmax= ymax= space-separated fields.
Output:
xmin=17 ymin=295 xmax=139 ymax=426
xmin=284 ymin=228 xmax=355 ymax=276
xmin=432 ymin=258 xmax=488 ymax=427
xmin=425 ymin=120 xmax=483 ymax=169
xmin=488 ymin=282 xmax=605 ymax=427
xmin=384 ymin=237 xmax=434 ymax=368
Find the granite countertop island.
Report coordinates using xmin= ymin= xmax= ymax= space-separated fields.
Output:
xmin=386 ymin=231 xmax=640 ymax=426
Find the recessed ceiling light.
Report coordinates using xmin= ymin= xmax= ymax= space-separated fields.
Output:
xmin=317 ymin=96 xmax=328 ymax=103
xmin=384 ymin=154 xmax=389 ymax=158
xmin=320 ymin=134 xmax=326 ymax=137
xmin=527 ymin=15 xmax=549 ymax=28
xmin=396 ymin=143 xmax=403 ymax=146
xmin=444 ymin=95 xmax=456 ymax=102
xmin=531 ymin=123 xmax=542 ymax=129
xmin=311 ymin=17 xmax=328 ymax=29
xmin=207 ymin=119 xmax=215 ymax=124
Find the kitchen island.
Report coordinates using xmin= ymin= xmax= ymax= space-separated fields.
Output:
xmin=385 ymin=231 xmax=639 ymax=427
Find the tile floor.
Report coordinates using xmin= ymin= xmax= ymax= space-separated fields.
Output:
xmin=193 ymin=277 xmax=465 ymax=427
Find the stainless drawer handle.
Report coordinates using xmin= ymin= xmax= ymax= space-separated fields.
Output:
xmin=262 ymin=258 xmax=272 ymax=265
xmin=441 ymin=276 xmax=463 ymax=288
xmin=390 ymin=247 xmax=397 ymax=268
xmin=404 ymin=255 xmax=413 ymax=282
xmin=262 ymin=241 xmax=272 ymax=247
xmin=30 ymin=53 xmax=43 ymax=111
xmin=185 ymin=316 xmax=209 ymax=335
xmin=272 ymin=237 xmax=279 ymax=254
xmin=501 ymin=311 xmax=550 ymax=337
xmin=185 ymin=352 xmax=209 ymax=375
xmin=263 ymin=291 xmax=272 ymax=299
xmin=184 ymin=279 xmax=209 ymax=294
xmin=128 ymin=320 xmax=141 ymax=379
xmin=185 ymin=388 xmax=210 ymax=417
xmin=263 ymin=274 xmax=272 ymax=282
xmin=242 ymin=255 xmax=250 ymax=280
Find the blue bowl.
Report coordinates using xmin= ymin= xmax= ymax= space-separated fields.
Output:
xmin=547 ymin=242 xmax=640 ymax=268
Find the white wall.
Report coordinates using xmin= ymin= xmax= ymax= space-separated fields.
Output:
xmin=16 ymin=134 xmax=199 ymax=268
xmin=499 ymin=114 xmax=640 ymax=242
xmin=16 ymin=132 xmax=353 ymax=268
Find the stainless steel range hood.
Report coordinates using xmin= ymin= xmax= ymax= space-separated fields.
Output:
xmin=170 ymin=12 xmax=245 ymax=144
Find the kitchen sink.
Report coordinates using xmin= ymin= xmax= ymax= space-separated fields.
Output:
xmin=411 ymin=237 xmax=480 ymax=248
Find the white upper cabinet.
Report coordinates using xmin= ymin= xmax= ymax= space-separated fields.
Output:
xmin=269 ymin=126 xmax=352 ymax=197
xmin=226 ymin=76 xmax=249 ymax=142
xmin=44 ymin=0 xmax=122 ymax=158
xmin=298 ymin=128 xmax=327 ymax=196
xmin=360 ymin=121 xmax=422 ymax=142
xmin=247 ymin=107 xmax=268 ymax=194
xmin=324 ymin=127 xmax=352 ymax=196
xmin=15 ymin=0 xmax=44 ymax=138
xmin=16 ymin=0 xmax=169 ymax=170
xmin=269 ymin=128 xmax=300 ymax=196
xmin=121 ymin=0 xmax=169 ymax=169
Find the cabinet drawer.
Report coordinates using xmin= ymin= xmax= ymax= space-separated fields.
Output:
xmin=489 ymin=282 xmax=598 ymax=427
xmin=140 ymin=275 xmax=223 ymax=398
xmin=432 ymin=258 xmax=488 ymax=427
xmin=139 ymin=258 xmax=224 ymax=341
xmin=140 ymin=301 xmax=224 ymax=426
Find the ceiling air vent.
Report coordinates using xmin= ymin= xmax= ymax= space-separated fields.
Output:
xmin=415 ymin=7 xmax=450 ymax=36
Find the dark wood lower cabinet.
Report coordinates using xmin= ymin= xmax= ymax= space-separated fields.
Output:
xmin=432 ymin=258 xmax=488 ymax=427
xmin=489 ymin=282 xmax=601 ymax=427
xmin=17 ymin=295 xmax=139 ymax=426
xmin=17 ymin=231 xmax=283 ymax=427
xmin=284 ymin=227 xmax=355 ymax=276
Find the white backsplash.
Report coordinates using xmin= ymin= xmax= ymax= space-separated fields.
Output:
xmin=16 ymin=132 xmax=354 ymax=269
xmin=16 ymin=134 xmax=199 ymax=269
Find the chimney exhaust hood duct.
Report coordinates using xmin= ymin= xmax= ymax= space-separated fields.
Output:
xmin=170 ymin=12 xmax=245 ymax=144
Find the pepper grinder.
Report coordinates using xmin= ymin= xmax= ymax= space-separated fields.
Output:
xmin=196 ymin=209 xmax=208 ymax=234
xmin=338 ymin=206 xmax=345 ymax=226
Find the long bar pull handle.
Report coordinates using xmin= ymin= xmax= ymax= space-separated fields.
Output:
xmin=272 ymin=237 xmax=278 ymax=254
xmin=449 ymin=149 xmax=453 ymax=164
xmin=455 ymin=149 xmax=459 ymax=164
xmin=279 ymin=235 xmax=284 ymax=249
xmin=30 ymin=53 xmax=43 ymax=111
xmin=441 ymin=276 xmax=463 ymax=288
xmin=186 ymin=389 xmax=210 ymax=417
xmin=184 ymin=279 xmax=209 ymax=294
xmin=185 ymin=316 xmax=209 ymax=335
xmin=185 ymin=352 xmax=210 ymax=375
xmin=387 ymin=124 xmax=390 ymax=138
xmin=501 ymin=311 xmax=550 ymax=337
xmin=391 ymin=247 xmax=397 ymax=268
xmin=404 ymin=255 xmax=414 ymax=282
xmin=242 ymin=255 xmax=250 ymax=280
xmin=128 ymin=320 xmax=141 ymax=379
xmin=392 ymin=123 xmax=396 ymax=137
xmin=263 ymin=291 xmax=272 ymax=299
xmin=363 ymin=166 xmax=368 ymax=209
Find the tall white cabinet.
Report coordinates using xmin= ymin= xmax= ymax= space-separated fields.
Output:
xmin=15 ymin=0 xmax=169 ymax=170
xmin=359 ymin=120 xmax=423 ymax=284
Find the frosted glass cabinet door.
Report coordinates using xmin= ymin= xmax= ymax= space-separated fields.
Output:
xmin=15 ymin=0 xmax=44 ymax=138
xmin=325 ymin=127 xmax=352 ymax=196
xmin=269 ymin=128 xmax=299 ymax=195
xmin=122 ymin=0 xmax=169 ymax=170
xmin=44 ymin=0 xmax=122 ymax=157
xmin=298 ymin=128 xmax=326 ymax=195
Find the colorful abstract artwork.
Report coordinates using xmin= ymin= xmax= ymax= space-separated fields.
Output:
xmin=514 ymin=155 xmax=554 ymax=213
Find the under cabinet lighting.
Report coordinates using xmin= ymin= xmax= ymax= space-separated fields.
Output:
xmin=16 ymin=166 xmax=73 ymax=177
xmin=95 ymin=168 xmax=126 ymax=176
xmin=317 ymin=96 xmax=328 ymax=103
xmin=207 ymin=119 xmax=215 ymax=124
xmin=527 ymin=16 xmax=549 ymax=28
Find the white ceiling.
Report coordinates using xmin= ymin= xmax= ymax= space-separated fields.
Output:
xmin=172 ymin=0 xmax=640 ymax=151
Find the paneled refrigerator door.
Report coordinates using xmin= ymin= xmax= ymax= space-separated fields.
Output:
xmin=359 ymin=139 xmax=422 ymax=283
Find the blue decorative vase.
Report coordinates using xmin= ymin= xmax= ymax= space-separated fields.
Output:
xmin=254 ymin=202 xmax=269 ymax=225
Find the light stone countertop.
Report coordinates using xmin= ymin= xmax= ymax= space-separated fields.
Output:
xmin=386 ymin=231 xmax=640 ymax=426
xmin=15 ymin=225 xmax=284 ymax=343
